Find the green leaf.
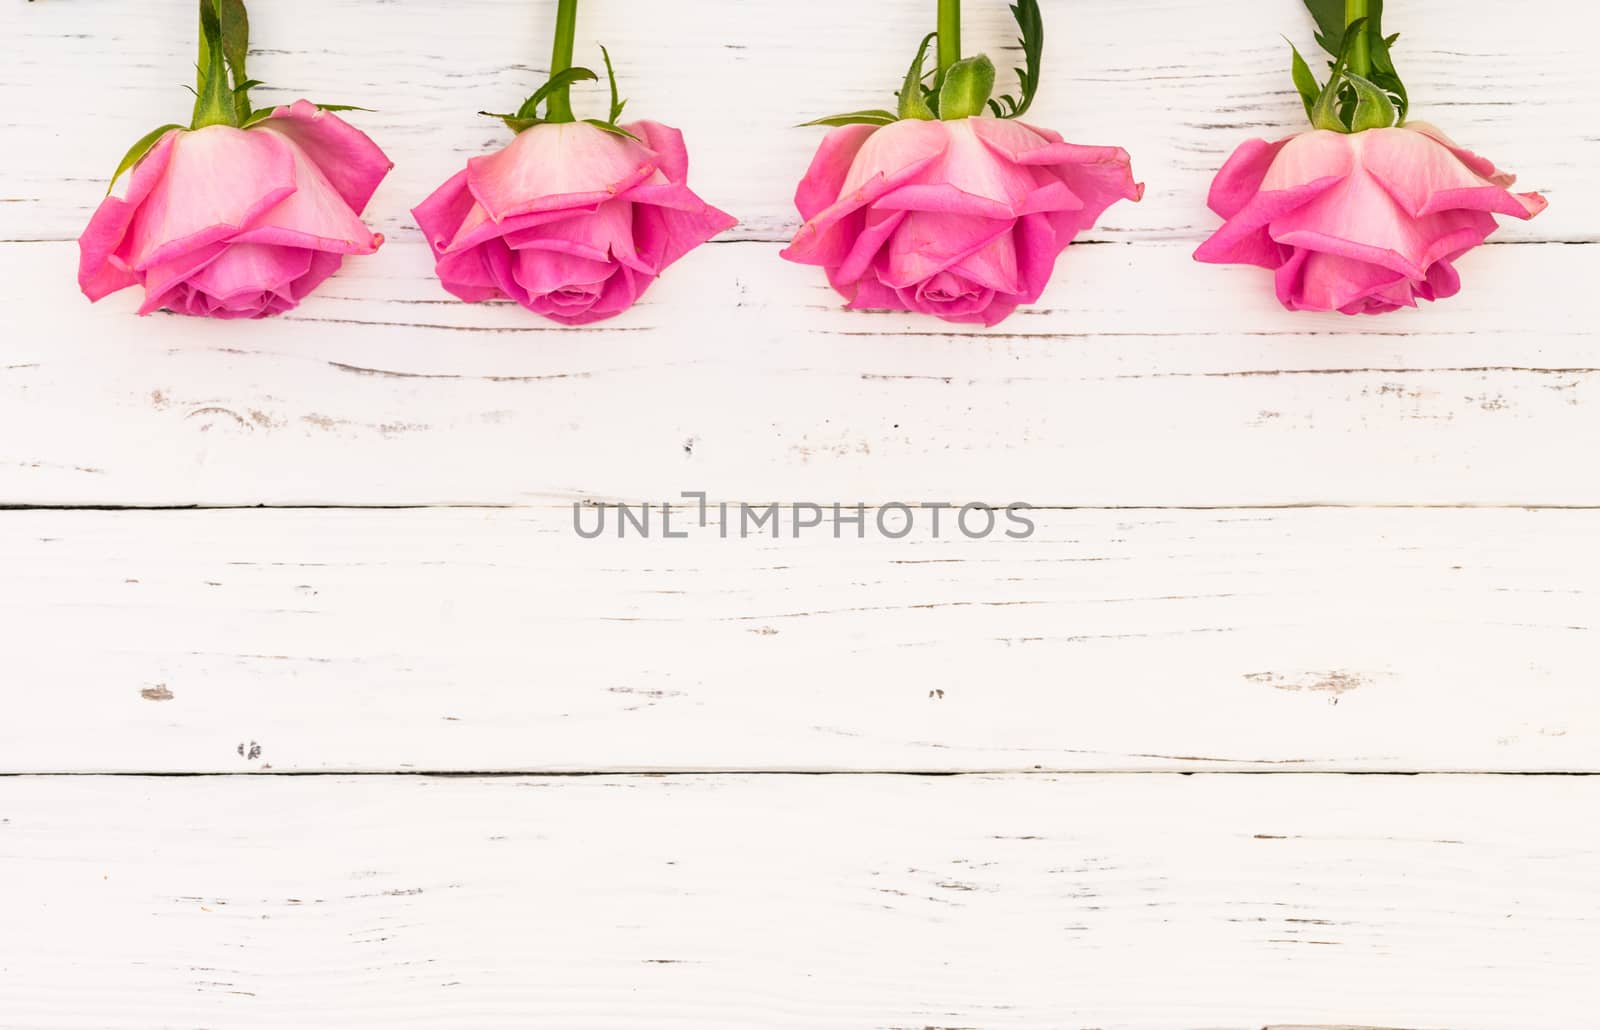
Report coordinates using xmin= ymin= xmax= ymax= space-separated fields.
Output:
xmin=938 ymin=54 xmax=996 ymax=120
xmin=583 ymin=118 xmax=642 ymax=142
xmin=218 ymin=0 xmax=251 ymax=122
xmin=991 ymin=0 xmax=1043 ymax=119
xmin=1366 ymin=27 xmax=1408 ymax=123
xmin=598 ymin=45 xmax=628 ymax=125
xmin=515 ymin=66 xmax=599 ymax=121
xmin=1309 ymin=16 xmax=1364 ymax=131
xmin=897 ymin=32 xmax=937 ymax=120
xmin=1346 ymin=71 xmax=1397 ymax=131
xmin=1302 ymin=0 xmax=1347 ymax=57
xmin=309 ymin=104 xmax=373 ymax=113
xmin=106 ymin=124 xmax=184 ymax=193
xmin=799 ymin=109 xmax=898 ymax=128
xmin=1288 ymin=41 xmax=1321 ymax=119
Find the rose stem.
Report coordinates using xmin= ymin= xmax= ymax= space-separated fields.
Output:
xmin=545 ymin=0 xmax=581 ymax=123
xmin=1345 ymin=0 xmax=1370 ymax=78
xmin=937 ymin=0 xmax=962 ymax=76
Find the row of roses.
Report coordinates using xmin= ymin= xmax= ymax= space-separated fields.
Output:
xmin=80 ymin=0 xmax=1545 ymax=328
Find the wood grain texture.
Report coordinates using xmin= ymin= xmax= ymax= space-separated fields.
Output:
xmin=1 ymin=0 xmax=1588 ymax=245
xmin=4 ymin=506 xmax=1595 ymax=774
xmin=2 ymin=240 xmax=1596 ymax=507
xmin=1 ymin=774 xmax=1596 ymax=1029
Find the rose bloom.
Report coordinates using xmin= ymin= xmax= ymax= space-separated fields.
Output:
xmin=413 ymin=120 xmax=736 ymax=325
xmin=1195 ymin=123 xmax=1547 ymax=315
xmin=781 ymin=117 xmax=1143 ymax=327
xmin=79 ymin=101 xmax=392 ymax=319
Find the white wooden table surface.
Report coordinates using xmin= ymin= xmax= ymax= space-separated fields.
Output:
xmin=2 ymin=1 xmax=1597 ymax=1026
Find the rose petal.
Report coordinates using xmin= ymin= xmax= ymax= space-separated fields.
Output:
xmin=413 ymin=170 xmax=479 ymax=257
xmin=257 ymin=100 xmax=394 ymax=214
xmin=793 ymin=124 xmax=879 ymax=222
xmin=1361 ymin=126 xmax=1546 ymax=220
xmin=230 ymin=136 xmax=381 ymax=254
xmin=127 ymin=125 xmax=297 ymax=272
xmin=1205 ymin=137 xmax=1290 ymax=220
xmin=467 ymin=122 xmax=661 ymax=222
xmin=881 ymin=211 xmax=1013 ymax=290
xmin=626 ymin=120 xmax=690 ymax=184
xmin=781 ymin=119 xmax=949 ymax=268
xmin=79 ymin=128 xmax=181 ymax=301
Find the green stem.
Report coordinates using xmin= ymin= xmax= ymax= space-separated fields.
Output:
xmin=191 ymin=1 xmax=239 ymax=129
xmin=545 ymin=0 xmax=581 ymax=123
xmin=937 ymin=0 xmax=961 ymax=76
xmin=1345 ymin=0 xmax=1370 ymax=78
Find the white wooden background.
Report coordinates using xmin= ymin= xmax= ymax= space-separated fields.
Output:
xmin=2 ymin=0 xmax=1597 ymax=1026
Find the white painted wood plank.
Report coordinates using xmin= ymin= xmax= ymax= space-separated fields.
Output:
xmin=2 ymin=0 xmax=1588 ymax=245
xmin=1 ymin=773 xmax=1595 ymax=1028
xmin=3 ymin=240 xmax=1596 ymax=507
xmin=4 ymin=506 xmax=1596 ymax=774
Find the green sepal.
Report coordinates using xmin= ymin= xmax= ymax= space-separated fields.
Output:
xmin=798 ymin=110 xmax=898 ymax=128
xmin=938 ymin=54 xmax=995 ymax=121
xmin=106 ymin=124 xmax=184 ymax=193
xmin=1365 ymin=28 xmax=1408 ymax=123
xmin=598 ymin=45 xmax=628 ymax=125
xmin=989 ymin=0 xmax=1043 ymax=119
xmin=1288 ymin=41 xmax=1321 ymax=119
xmin=1346 ymin=71 xmax=1397 ymax=131
xmin=1309 ymin=16 xmax=1362 ymax=131
xmin=897 ymin=33 xmax=937 ymax=120
xmin=218 ymin=0 xmax=251 ymax=122
xmin=190 ymin=0 xmax=240 ymax=129
xmin=584 ymin=118 xmax=641 ymax=142
xmin=516 ymin=67 xmax=599 ymax=122
xmin=482 ymin=111 xmax=544 ymax=133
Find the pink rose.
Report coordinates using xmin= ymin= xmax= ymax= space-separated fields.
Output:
xmin=781 ymin=117 xmax=1143 ymax=327
xmin=413 ymin=120 xmax=737 ymax=325
xmin=78 ymin=101 xmax=392 ymax=319
xmin=1195 ymin=123 xmax=1547 ymax=315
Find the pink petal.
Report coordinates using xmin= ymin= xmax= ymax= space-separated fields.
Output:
xmin=1193 ymin=175 xmax=1344 ymax=269
xmin=949 ymin=228 xmax=1021 ymax=295
xmin=1278 ymin=248 xmax=1415 ymax=313
xmin=793 ymin=124 xmax=879 ymax=222
xmin=291 ymin=251 xmax=346 ymax=304
xmin=126 ymin=125 xmax=297 ymax=271
xmin=78 ymin=128 xmax=181 ymax=301
xmin=512 ymin=249 xmax=617 ymax=296
xmin=467 ymin=122 xmax=661 ymax=222
xmin=832 ymin=207 xmax=908 ymax=284
xmin=632 ymin=197 xmax=738 ymax=273
xmin=838 ymin=272 xmax=903 ymax=313
xmin=970 ymin=117 xmax=1145 ymax=226
xmin=881 ymin=211 xmax=1013 ymax=290
xmin=413 ymin=170 xmax=478 ymax=257
xmin=1361 ymin=126 xmax=1546 ymax=220
xmin=925 ymin=119 xmax=1049 ymax=213
xmin=781 ymin=119 xmax=949 ymax=267
xmin=136 ymin=242 xmax=229 ymax=316
xmin=626 ymin=120 xmax=690 ymax=183
xmin=1270 ymin=167 xmax=1497 ymax=281
xmin=435 ymin=245 xmax=505 ymax=303
xmin=184 ymin=243 xmax=315 ymax=306
xmin=256 ymin=100 xmax=393 ymax=214
xmin=230 ymin=136 xmax=382 ymax=254
xmin=1205 ymin=137 xmax=1290 ymax=219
